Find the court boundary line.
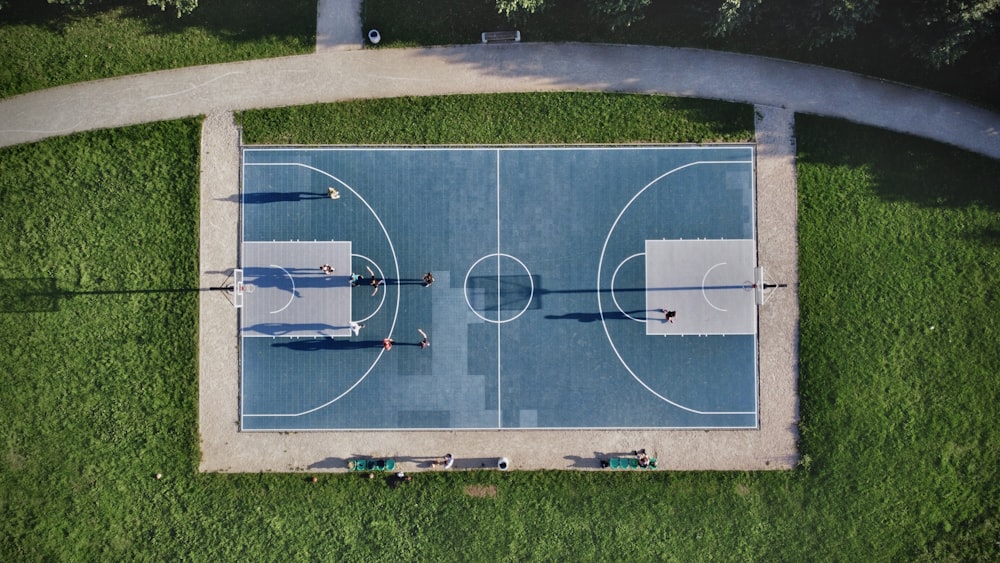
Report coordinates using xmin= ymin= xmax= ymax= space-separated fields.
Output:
xmin=238 ymin=424 xmax=759 ymax=432
xmin=239 ymin=149 xmax=758 ymax=426
xmin=241 ymin=144 xmax=756 ymax=152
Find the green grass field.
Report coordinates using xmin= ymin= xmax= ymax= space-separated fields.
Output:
xmin=0 ymin=0 xmax=316 ymax=98
xmin=1 ymin=95 xmax=997 ymax=559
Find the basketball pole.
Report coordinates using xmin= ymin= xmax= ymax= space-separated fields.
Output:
xmin=208 ymin=270 xmax=237 ymax=306
xmin=753 ymin=267 xmax=787 ymax=306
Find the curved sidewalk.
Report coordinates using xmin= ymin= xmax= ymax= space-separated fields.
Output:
xmin=1 ymin=43 xmax=998 ymax=157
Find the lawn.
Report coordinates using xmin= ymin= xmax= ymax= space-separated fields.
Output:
xmin=1 ymin=96 xmax=997 ymax=560
xmin=0 ymin=0 xmax=316 ymax=98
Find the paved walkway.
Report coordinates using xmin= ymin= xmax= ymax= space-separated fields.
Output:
xmin=1 ymin=43 xmax=998 ymax=156
xmin=316 ymin=0 xmax=362 ymax=52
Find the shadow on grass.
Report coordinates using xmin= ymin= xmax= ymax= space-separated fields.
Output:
xmin=0 ymin=278 xmax=59 ymax=313
xmin=797 ymin=115 xmax=1000 ymax=212
xmin=0 ymin=277 xmax=220 ymax=313
xmin=968 ymin=225 xmax=1000 ymax=246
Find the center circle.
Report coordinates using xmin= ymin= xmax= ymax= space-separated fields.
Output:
xmin=463 ymin=253 xmax=534 ymax=324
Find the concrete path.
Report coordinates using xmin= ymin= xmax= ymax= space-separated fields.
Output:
xmin=1 ymin=43 xmax=998 ymax=157
xmin=316 ymin=0 xmax=362 ymax=52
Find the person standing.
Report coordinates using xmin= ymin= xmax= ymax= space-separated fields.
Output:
xmin=367 ymin=266 xmax=384 ymax=296
xmin=432 ymin=453 xmax=454 ymax=469
xmin=417 ymin=328 xmax=429 ymax=349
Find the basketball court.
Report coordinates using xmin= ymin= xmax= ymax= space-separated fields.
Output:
xmin=237 ymin=146 xmax=762 ymax=431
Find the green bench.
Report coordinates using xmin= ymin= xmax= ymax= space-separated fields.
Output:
xmin=347 ymin=459 xmax=396 ymax=471
xmin=608 ymin=457 xmax=657 ymax=470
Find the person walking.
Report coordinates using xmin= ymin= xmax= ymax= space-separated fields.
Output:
xmin=660 ymin=308 xmax=676 ymax=323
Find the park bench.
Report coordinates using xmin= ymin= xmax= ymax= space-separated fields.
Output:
xmin=481 ymin=30 xmax=521 ymax=44
xmin=606 ymin=456 xmax=658 ymax=470
xmin=347 ymin=458 xmax=396 ymax=471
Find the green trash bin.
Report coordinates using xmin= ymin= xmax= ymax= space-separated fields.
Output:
xmin=385 ymin=459 xmax=396 ymax=471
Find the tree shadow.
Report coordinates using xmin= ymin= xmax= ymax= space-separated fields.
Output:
xmin=796 ymin=115 xmax=1000 ymax=212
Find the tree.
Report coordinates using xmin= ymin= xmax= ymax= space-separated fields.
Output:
xmin=495 ymin=0 xmax=550 ymax=20
xmin=709 ymin=0 xmax=764 ymax=38
xmin=708 ymin=0 xmax=1000 ymax=69
xmin=586 ymin=0 xmax=652 ymax=31
xmin=710 ymin=0 xmax=879 ymax=46
xmin=897 ymin=0 xmax=1000 ymax=68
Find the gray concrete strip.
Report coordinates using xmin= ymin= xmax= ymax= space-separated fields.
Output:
xmin=754 ymin=105 xmax=801 ymax=467
xmin=198 ymin=112 xmax=241 ymax=472
xmin=316 ymin=0 xmax=362 ymax=52
xmin=1 ymin=44 xmax=998 ymax=158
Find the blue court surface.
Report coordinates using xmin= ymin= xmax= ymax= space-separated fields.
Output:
xmin=239 ymin=146 xmax=758 ymax=430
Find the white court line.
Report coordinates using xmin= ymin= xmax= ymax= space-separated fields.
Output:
xmin=701 ymin=262 xmax=728 ymax=312
xmin=463 ymin=253 xmax=535 ymax=324
xmin=612 ymin=252 xmax=646 ymax=322
xmin=242 ymin=161 xmax=400 ymax=418
xmin=269 ymin=264 xmax=296 ymax=314
xmin=351 ymin=254 xmax=386 ymax=323
xmin=597 ymin=160 xmax=756 ymax=416
xmin=240 ymin=423 xmax=758 ymax=432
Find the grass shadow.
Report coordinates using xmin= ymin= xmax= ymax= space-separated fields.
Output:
xmin=0 ymin=278 xmax=59 ymax=313
xmin=797 ymin=115 xmax=1000 ymax=212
